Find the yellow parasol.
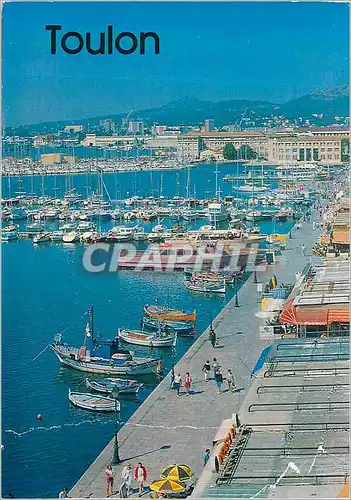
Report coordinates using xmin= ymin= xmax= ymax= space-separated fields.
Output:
xmin=149 ymin=478 xmax=186 ymax=494
xmin=160 ymin=464 xmax=194 ymax=481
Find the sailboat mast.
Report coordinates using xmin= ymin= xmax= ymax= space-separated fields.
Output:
xmin=89 ymin=305 xmax=94 ymax=342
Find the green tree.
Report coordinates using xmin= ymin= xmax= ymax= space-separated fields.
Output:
xmin=341 ymin=138 xmax=350 ymax=162
xmin=223 ymin=143 xmax=238 ymax=160
xmin=238 ymin=145 xmax=257 ymax=160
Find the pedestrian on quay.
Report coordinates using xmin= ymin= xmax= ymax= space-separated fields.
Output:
xmin=204 ymin=448 xmax=211 ymax=466
xmin=226 ymin=369 xmax=236 ymax=392
xmin=120 ymin=464 xmax=133 ymax=497
xmin=134 ymin=462 xmax=147 ymax=497
xmin=170 ymin=365 xmax=175 ymax=388
xmin=184 ymin=372 xmax=192 ymax=395
xmin=58 ymin=488 xmax=69 ymax=499
xmin=105 ymin=464 xmax=115 ymax=498
xmin=202 ymin=360 xmax=211 ymax=381
xmin=302 ymin=244 xmax=306 ymax=256
xmin=212 ymin=358 xmax=220 ymax=378
xmin=173 ymin=373 xmax=182 ymax=395
xmin=312 ymin=221 xmax=316 ymax=230
xmin=214 ymin=369 xmax=223 ymax=395
xmin=209 ymin=324 xmax=217 ymax=348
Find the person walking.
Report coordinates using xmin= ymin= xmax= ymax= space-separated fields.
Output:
xmin=173 ymin=373 xmax=182 ymax=395
xmin=203 ymin=448 xmax=211 ymax=466
xmin=226 ymin=369 xmax=236 ymax=393
xmin=105 ymin=464 xmax=115 ymax=498
xmin=209 ymin=324 xmax=216 ymax=347
xmin=212 ymin=358 xmax=220 ymax=378
xmin=58 ymin=488 xmax=69 ymax=499
xmin=184 ymin=372 xmax=192 ymax=395
xmin=134 ymin=462 xmax=147 ymax=497
xmin=302 ymin=244 xmax=306 ymax=256
xmin=120 ymin=464 xmax=133 ymax=497
xmin=202 ymin=360 xmax=211 ymax=382
xmin=214 ymin=369 xmax=223 ymax=395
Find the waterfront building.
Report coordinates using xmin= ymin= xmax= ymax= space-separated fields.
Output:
xmin=99 ymin=119 xmax=116 ymax=134
xmin=40 ymin=153 xmax=62 ymax=165
xmin=128 ymin=120 xmax=145 ymax=135
xmin=151 ymin=124 xmax=167 ymax=135
xmin=267 ymin=135 xmax=345 ymax=164
xmin=199 ymin=148 xmax=224 ymax=161
xmin=177 ymin=134 xmax=201 ymax=161
xmin=81 ymin=134 xmax=137 ymax=147
xmin=144 ymin=135 xmax=178 ymax=149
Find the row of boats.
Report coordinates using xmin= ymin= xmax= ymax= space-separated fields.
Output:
xmin=58 ymin=305 xmax=197 ymax=412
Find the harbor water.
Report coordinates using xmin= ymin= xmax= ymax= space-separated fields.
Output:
xmin=2 ymin=164 xmax=294 ymax=498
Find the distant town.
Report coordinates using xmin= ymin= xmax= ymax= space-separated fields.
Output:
xmin=3 ymin=92 xmax=350 ymax=176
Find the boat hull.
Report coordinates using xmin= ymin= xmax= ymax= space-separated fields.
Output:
xmin=52 ymin=348 xmax=159 ymax=375
xmin=118 ymin=328 xmax=176 ymax=348
xmin=86 ymin=378 xmax=143 ymax=395
xmin=68 ymin=390 xmax=119 ymax=412
xmin=144 ymin=305 xmax=196 ymax=323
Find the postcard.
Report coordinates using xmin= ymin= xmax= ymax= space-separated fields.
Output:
xmin=2 ymin=1 xmax=350 ymax=499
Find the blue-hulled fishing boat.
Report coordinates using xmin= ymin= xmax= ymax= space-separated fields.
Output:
xmin=86 ymin=377 xmax=143 ymax=395
xmin=51 ymin=307 xmax=161 ymax=376
xmin=141 ymin=316 xmax=194 ymax=335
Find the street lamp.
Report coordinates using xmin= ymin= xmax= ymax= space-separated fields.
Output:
xmin=111 ymin=386 xmax=120 ymax=465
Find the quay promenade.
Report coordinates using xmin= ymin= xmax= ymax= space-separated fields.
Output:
xmin=70 ymin=211 xmax=323 ymax=498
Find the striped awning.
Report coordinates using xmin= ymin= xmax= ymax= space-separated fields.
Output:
xmin=327 ymin=308 xmax=350 ymax=324
xmin=279 ymin=299 xmax=297 ymax=324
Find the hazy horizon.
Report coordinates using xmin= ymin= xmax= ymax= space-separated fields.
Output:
xmin=3 ymin=2 xmax=349 ymax=127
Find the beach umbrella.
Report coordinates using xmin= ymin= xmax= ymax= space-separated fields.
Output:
xmin=149 ymin=478 xmax=186 ymax=494
xmin=160 ymin=464 xmax=194 ymax=481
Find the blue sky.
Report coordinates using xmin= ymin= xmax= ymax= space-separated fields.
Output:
xmin=2 ymin=1 xmax=349 ymax=126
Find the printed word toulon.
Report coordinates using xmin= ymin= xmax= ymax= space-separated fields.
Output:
xmin=45 ymin=25 xmax=160 ymax=55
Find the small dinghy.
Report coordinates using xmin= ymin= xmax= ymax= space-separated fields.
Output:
xmin=86 ymin=377 xmax=143 ymax=395
xmin=118 ymin=328 xmax=177 ymax=348
xmin=141 ymin=316 xmax=194 ymax=335
xmin=68 ymin=389 xmax=120 ymax=412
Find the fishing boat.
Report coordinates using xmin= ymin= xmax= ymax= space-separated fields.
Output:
xmin=77 ymin=221 xmax=96 ymax=232
xmin=51 ymin=307 xmax=160 ymax=376
xmin=68 ymin=389 xmax=120 ymax=412
xmin=3 ymin=224 xmax=19 ymax=233
xmin=141 ymin=316 xmax=194 ymax=335
xmin=27 ymin=223 xmax=45 ymax=233
xmin=33 ymin=232 xmax=51 ymax=244
xmin=133 ymin=228 xmax=148 ymax=241
xmin=86 ymin=377 xmax=143 ymax=395
xmin=62 ymin=231 xmax=79 ymax=243
xmin=184 ymin=279 xmax=226 ymax=294
xmin=118 ymin=328 xmax=177 ymax=348
xmin=144 ymin=305 xmax=196 ymax=323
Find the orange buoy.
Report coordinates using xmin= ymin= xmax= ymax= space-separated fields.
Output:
xmin=37 ymin=414 xmax=42 ymax=421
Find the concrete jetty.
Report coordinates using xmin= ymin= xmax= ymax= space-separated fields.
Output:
xmin=70 ymin=211 xmax=323 ymax=498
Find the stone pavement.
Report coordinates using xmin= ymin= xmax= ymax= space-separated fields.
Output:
xmin=70 ymin=209 xmax=323 ymax=499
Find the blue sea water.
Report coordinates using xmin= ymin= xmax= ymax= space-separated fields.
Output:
xmin=2 ymin=164 xmax=293 ymax=498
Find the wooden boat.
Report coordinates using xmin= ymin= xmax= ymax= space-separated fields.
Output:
xmin=141 ymin=316 xmax=194 ymax=335
xmin=184 ymin=270 xmax=237 ymax=285
xmin=86 ymin=377 xmax=143 ymax=395
xmin=184 ymin=279 xmax=226 ymax=294
xmin=51 ymin=307 xmax=161 ymax=376
xmin=33 ymin=232 xmax=51 ymax=243
xmin=118 ymin=328 xmax=177 ymax=348
xmin=144 ymin=305 xmax=196 ymax=323
xmin=68 ymin=389 xmax=120 ymax=412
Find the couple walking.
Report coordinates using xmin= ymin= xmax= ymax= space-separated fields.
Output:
xmin=173 ymin=372 xmax=192 ymax=395
xmin=120 ymin=462 xmax=147 ymax=498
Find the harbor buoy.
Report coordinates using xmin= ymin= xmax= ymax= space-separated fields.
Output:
xmin=37 ymin=414 xmax=43 ymax=421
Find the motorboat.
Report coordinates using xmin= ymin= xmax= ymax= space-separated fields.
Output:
xmin=1 ymin=231 xmax=18 ymax=242
xmin=50 ymin=231 xmax=63 ymax=242
xmin=86 ymin=377 xmax=143 ymax=395
xmin=62 ymin=231 xmax=79 ymax=243
xmin=33 ymin=232 xmax=51 ymax=244
xmin=207 ymin=203 xmax=228 ymax=224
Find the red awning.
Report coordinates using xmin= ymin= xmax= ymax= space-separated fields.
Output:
xmin=327 ymin=309 xmax=350 ymax=324
xmin=279 ymin=299 xmax=297 ymax=324
xmin=280 ymin=303 xmax=349 ymax=326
